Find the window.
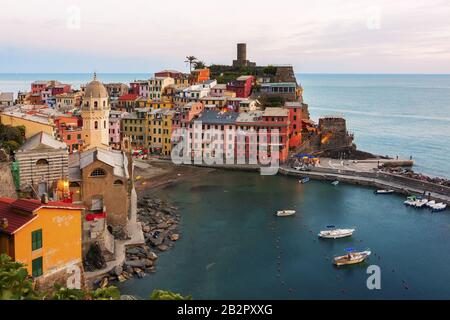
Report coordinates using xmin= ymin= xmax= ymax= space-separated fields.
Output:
xmin=36 ymin=159 xmax=49 ymax=166
xmin=77 ymin=134 xmax=81 ymax=140
xmin=114 ymin=180 xmax=124 ymax=186
xmin=32 ymin=257 xmax=43 ymax=277
xmin=94 ymin=101 xmax=98 ymax=109
xmin=90 ymin=168 xmax=106 ymax=177
xmin=94 ymin=121 xmax=98 ymax=129
xmin=67 ymin=134 xmax=71 ymax=141
xmin=32 ymin=229 xmax=42 ymax=251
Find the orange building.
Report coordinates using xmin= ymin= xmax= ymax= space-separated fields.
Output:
xmin=0 ymin=197 xmax=84 ymax=289
xmin=190 ymin=68 xmax=210 ymax=84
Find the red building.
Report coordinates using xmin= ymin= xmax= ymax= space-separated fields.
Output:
xmin=189 ymin=68 xmax=210 ymax=84
xmin=226 ymin=76 xmax=254 ymax=98
xmin=118 ymin=93 xmax=140 ymax=112
xmin=282 ymin=102 xmax=307 ymax=149
xmin=155 ymin=70 xmax=184 ymax=79
xmin=54 ymin=115 xmax=83 ymax=153
xmin=51 ymin=84 xmax=71 ymax=96
xmin=129 ymin=81 xmax=143 ymax=95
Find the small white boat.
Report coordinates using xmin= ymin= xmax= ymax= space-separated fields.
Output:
xmin=331 ymin=181 xmax=340 ymax=186
xmin=334 ymin=250 xmax=371 ymax=266
xmin=404 ymin=196 xmax=419 ymax=206
xmin=375 ymin=189 xmax=395 ymax=195
xmin=414 ymin=199 xmax=429 ymax=208
xmin=430 ymin=203 xmax=447 ymax=212
xmin=426 ymin=200 xmax=436 ymax=208
xmin=319 ymin=228 xmax=355 ymax=239
xmin=276 ymin=210 xmax=296 ymax=217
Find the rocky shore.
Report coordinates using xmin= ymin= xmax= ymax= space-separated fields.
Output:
xmin=96 ymin=196 xmax=181 ymax=287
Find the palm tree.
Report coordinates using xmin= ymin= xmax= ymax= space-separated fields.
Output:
xmin=185 ymin=56 xmax=197 ymax=72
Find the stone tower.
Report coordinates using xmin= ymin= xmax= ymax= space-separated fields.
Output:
xmin=81 ymin=74 xmax=110 ymax=151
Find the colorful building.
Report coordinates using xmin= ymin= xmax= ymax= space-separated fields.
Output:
xmin=54 ymin=115 xmax=83 ymax=153
xmin=121 ymin=109 xmax=149 ymax=148
xmin=0 ymin=110 xmax=55 ymax=138
xmin=0 ymin=197 xmax=83 ymax=289
xmin=226 ymin=75 xmax=254 ymax=98
xmin=149 ymin=77 xmax=175 ymax=100
xmin=118 ymin=93 xmax=140 ymax=112
xmin=190 ymin=68 xmax=210 ymax=84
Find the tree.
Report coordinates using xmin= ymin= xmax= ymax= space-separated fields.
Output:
xmin=193 ymin=60 xmax=206 ymax=70
xmin=91 ymin=286 xmax=121 ymax=300
xmin=150 ymin=289 xmax=192 ymax=300
xmin=0 ymin=254 xmax=38 ymax=300
xmin=185 ymin=56 xmax=198 ymax=72
xmin=0 ymin=124 xmax=25 ymax=153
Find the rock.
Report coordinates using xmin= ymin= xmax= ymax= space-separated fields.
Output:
xmin=120 ymin=295 xmax=138 ymax=300
xmin=126 ymin=247 xmax=141 ymax=255
xmin=144 ymin=259 xmax=154 ymax=267
xmin=84 ymin=243 xmax=107 ymax=271
xmin=142 ymin=225 xmax=151 ymax=233
xmin=117 ymin=274 xmax=127 ymax=282
xmin=100 ymin=277 xmax=109 ymax=288
xmin=170 ymin=234 xmax=180 ymax=241
xmin=110 ymin=265 xmax=123 ymax=277
xmin=148 ymin=252 xmax=158 ymax=261
xmin=158 ymin=244 xmax=169 ymax=252
xmin=125 ymin=260 xmax=146 ymax=268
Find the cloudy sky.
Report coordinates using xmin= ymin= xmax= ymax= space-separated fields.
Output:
xmin=1 ymin=0 xmax=450 ymax=73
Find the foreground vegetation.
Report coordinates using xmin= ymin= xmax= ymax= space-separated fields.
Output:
xmin=0 ymin=254 xmax=190 ymax=300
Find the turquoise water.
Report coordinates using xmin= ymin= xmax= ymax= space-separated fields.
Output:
xmin=118 ymin=171 xmax=450 ymax=299
xmin=1 ymin=73 xmax=449 ymax=177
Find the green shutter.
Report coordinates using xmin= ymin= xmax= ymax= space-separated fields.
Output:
xmin=32 ymin=257 xmax=43 ymax=277
xmin=31 ymin=229 xmax=43 ymax=251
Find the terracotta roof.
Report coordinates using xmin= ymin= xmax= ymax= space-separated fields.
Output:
xmin=119 ymin=94 xmax=139 ymax=101
xmin=9 ymin=198 xmax=84 ymax=213
xmin=0 ymin=199 xmax=36 ymax=234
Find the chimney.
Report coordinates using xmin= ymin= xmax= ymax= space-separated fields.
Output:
xmin=41 ymin=193 xmax=49 ymax=204
xmin=0 ymin=218 xmax=8 ymax=230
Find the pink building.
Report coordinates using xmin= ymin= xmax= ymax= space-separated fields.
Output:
xmin=109 ymin=110 xmax=128 ymax=149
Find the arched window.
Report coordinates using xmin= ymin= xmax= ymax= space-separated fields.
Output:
xmin=104 ymin=121 xmax=107 ymax=129
xmin=94 ymin=121 xmax=98 ymax=129
xmin=90 ymin=168 xmax=106 ymax=177
xmin=103 ymin=101 xmax=106 ymax=107
xmin=85 ymin=101 xmax=89 ymax=107
xmin=36 ymin=159 xmax=49 ymax=166
xmin=94 ymin=101 xmax=98 ymax=109
xmin=113 ymin=180 xmax=124 ymax=186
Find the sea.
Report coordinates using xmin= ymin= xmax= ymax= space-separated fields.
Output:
xmin=2 ymin=73 xmax=450 ymax=299
xmin=1 ymin=73 xmax=449 ymax=178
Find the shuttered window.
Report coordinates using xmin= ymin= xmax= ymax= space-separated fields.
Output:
xmin=31 ymin=229 xmax=42 ymax=251
xmin=32 ymin=257 xmax=43 ymax=277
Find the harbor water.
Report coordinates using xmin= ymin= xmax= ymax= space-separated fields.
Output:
xmin=118 ymin=171 xmax=450 ymax=299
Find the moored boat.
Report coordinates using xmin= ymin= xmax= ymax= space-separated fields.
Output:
xmin=374 ymin=189 xmax=395 ymax=195
xmin=299 ymin=177 xmax=310 ymax=184
xmin=318 ymin=227 xmax=355 ymax=239
xmin=404 ymin=196 xmax=419 ymax=206
xmin=333 ymin=249 xmax=371 ymax=266
xmin=276 ymin=210 xmax=296 ymax=217
xmin=414 ymin=199 xmax=429 ymax=208
xmin=430 ymin=202 xmax=447 ymax=212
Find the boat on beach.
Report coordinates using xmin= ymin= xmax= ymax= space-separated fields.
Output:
xmin=276 ymin=210 xmax=296 ymax=217
xmin=318 ymin=227 xmax=355 ymax=239
xmin=374 ymin=189 xmax=395 ymax=195
xmin=333 ymin=249 xmax=371 ymax=266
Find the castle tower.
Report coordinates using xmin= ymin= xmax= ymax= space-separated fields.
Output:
xmin=81 ymin=74 xmax=110 ymax=151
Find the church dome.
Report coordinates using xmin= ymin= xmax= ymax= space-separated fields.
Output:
xmin=85 ymin=74 xmax=108 ymax=98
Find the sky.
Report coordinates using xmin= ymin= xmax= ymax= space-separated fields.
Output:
xmin=1 ymin=0 xmax=450 ymax=74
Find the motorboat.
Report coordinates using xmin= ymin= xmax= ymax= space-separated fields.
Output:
xmin=374 ymin=189 xmax=395 ymax=195
xmin=426 ymin=200 xmax=436 ymax=208
xmin=318 ymin=227 xmax=355 ymax=239
xmin=333 ymin=249 xmax=371 ymax=266
xmin=430 ymin=202 xmax=447 ymax=212
xmin=299 ymin=177 xmax=310 ymax=184
xmin=414 ymin=199 xmax=429 ymax=208
xmin=276 ymin=210 xmax=296 ymax=217
xmin=331 ymin=181 xmax=340 ymax=186
xmin=404 ymin=196 xmax=418 ymax=206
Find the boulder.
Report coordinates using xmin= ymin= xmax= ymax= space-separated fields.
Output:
xmin=125 ymin=260 xmax=146 ymax=268
xmin=170 ymin=234 xmax=180 ymax=241
xmin=110 ymin=265 xmax=123 ymax=277
xmin=148 ymin=252 xmax=158 ymax=261
xmin=157 ymin=244 xmax=169 ymax=252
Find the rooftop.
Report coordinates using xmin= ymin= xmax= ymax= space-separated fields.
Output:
xmin=263 ymin=107 xmax=289 ymax=117
xmin=18 ymin=131 xmax=67 ymax=152
xmin=196 ymin=110 xmax=239 ymax=125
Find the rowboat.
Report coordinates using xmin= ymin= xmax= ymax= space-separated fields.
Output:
xmin=318 ymin=228 xmax=355 ymax=239
xmin=430 ymin=202 xmax=447 ymax=212
xmin=374 ymin=189 xmax=394 ymax=195
xmin=404 ymin=196 xmax=418 ymax=206
xmin=276 ymin=210 xmax=296 ymax=217
xmin=414 ymin=199 xmax=429 ymax=208
xmin=426 ymin=200 xmax=436 ymax=208
xmin=333 ymin=250 xmax=371 ymax=266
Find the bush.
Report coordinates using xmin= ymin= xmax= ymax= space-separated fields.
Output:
xmin=0 ymin=254 xmax=38 ymax=300
xmin=150 ymin=289 xmax=192 ymax=300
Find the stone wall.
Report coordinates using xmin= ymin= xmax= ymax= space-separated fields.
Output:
xmin=0 ymin=162 xmax=17 ymax=199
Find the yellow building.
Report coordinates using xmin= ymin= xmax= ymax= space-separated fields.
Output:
xmin=0 ymin=111 xmax=54 ymax=138
xmin=0 ymin=197 xmax=83 ymax=289
xmin=148 ymin=98 xmax=174 ymax=110
xmin=148 ymin=109 xmax=174 ymax=155
xmin=121 ymin=108 xmax=149 ymax=148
